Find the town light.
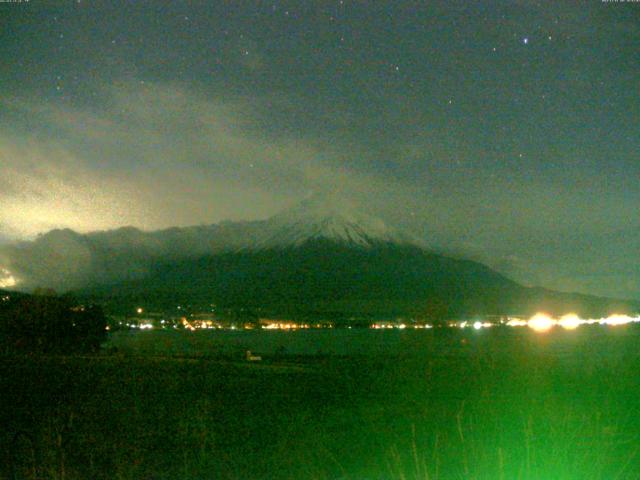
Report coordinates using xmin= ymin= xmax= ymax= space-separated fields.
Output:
xmin=528 ymin=313 xmax=556 ymax=332
xmin=558 ymin=313 xmax=582 ymax=330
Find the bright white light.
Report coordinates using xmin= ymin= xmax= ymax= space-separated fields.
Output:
xmin=558 ymin=313 xmax=583 ymax=330
xmin=473 ymin=321 xmax=492 ymax=330
xmin=136 ymin=307 xmax=143 ymax=314
xmin=600 ymin=314 xmax=639 ymax=326
xmin=528 ymin=313 xmax=556 ymax=332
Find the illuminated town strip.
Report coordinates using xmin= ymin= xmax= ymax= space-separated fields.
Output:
xmin=112 ymin=311 xmax=640 ymax=332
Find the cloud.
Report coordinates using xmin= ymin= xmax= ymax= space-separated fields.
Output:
xmin=0 ymin=135 xmax=145 ymax=237
xmin=0 ymin=80 xmax=422 ymax=291
xmin=0 ymin=82 xmax=333 ymax=238
xmin=1 ymin=80 xmax=448 ymax=240
xmin=0 ymin=80 xmax=638 ymax=299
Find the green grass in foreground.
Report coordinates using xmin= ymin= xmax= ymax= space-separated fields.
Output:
xmin=2 ymin=329 xmax=640 ymax=479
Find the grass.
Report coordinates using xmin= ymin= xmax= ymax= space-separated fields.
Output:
xmin=2 ymin=327 xmax=640 ymax=479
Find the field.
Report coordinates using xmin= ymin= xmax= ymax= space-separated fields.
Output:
xmin=2 ymin=327 xmax=640 ymax=479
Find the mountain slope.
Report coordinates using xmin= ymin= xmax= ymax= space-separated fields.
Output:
xmin=83 ymin=239 xmax=637 ymax=319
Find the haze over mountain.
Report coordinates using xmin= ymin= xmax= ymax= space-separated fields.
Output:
xmin=0 ymin=194 xmax=419 ymax=291
xmin=1 ymin=194 xmax=636 ymax=319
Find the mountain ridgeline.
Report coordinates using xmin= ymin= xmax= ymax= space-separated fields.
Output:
xmin=2 ymin=195 xmax=637 ymax=320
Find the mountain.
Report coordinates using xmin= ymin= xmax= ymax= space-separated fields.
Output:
xmin=254 ymin=194 xmax=425 ymax=249
xmin=2 ymin=194 xmax=638 ymax=319
xmin=0 ymin=194 xmax=422 ymax=291
xmin=83 ymin=238 xmax=635 ymax=319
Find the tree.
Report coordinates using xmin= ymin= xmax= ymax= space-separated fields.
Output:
xmin=0 ymin=295 xmax=107 ymax=354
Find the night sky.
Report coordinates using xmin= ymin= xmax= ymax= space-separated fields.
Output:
xmin=1 ymin=1 xmax=638 ymax=298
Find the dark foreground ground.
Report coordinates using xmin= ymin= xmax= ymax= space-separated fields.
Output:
xmin=2 ymin=327 xmax=640 ymax=479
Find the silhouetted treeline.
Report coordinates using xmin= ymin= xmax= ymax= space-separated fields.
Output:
xmin=0 ymin=294 xmax=106 ymax=354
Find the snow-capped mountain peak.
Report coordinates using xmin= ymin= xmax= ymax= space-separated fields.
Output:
xmin=254 ymin=193 xmax=423 ymax=249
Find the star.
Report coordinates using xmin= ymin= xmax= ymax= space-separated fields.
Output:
xmin=523 ymin=37 xmax=529 ymax=45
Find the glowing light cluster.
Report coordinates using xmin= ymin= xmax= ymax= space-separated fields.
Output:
xmin=528 ymin=313 xmax=556 ymax=332
xmin=454 ymin=312 xmax=640 ymax=333
xmin=371 ymin=323 xmax=432 ymax=330
xmin=456 ymin=321 xmax=493 ymax=330
xmin=557 ymin=313 xmax=582 ymax=330
xmin=180 ymin=318 xmax=226 ymax=330
xmin=0 ymin=268 xmax=17 ymax=289
xmin=110 ymin=312 xmax=640 ymax=333
xmin=506 ymin=318 xmax=527 ymax=327
xmin=181 ymin=318 xmax=196 ymax=331
xmin=473 ymin=321 xmax=493 ymax=330
xmin=262 ymin=322 xmax=309 ymax=330
xmin=125 ymin=322 xmax=154 ymax=330
xmin=601 ymin=314 xmax=637 ymax=326
xmin=503 ymin=312 xmax=640 ymax=332
xmin=372 ymin=323 xmax=396 ymax=329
